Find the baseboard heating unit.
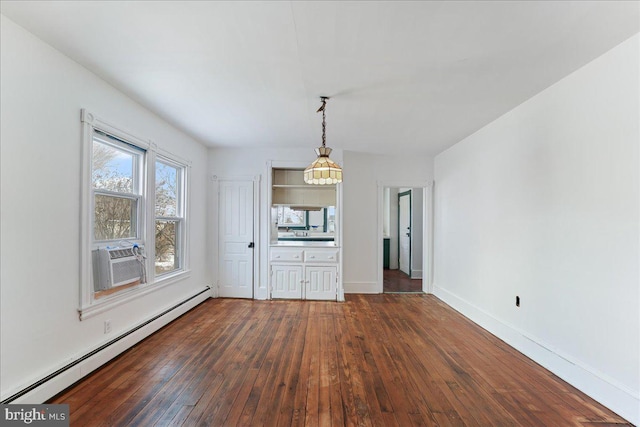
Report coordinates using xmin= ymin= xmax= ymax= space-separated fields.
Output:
xmin=1 ymin=286 xmax=210 ymax=404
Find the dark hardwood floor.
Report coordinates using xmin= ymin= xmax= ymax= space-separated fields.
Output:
xmin=50 ymin=295 xmax=631 ymax=426
xmin=383 ymin=268 xmax=423 ymax=293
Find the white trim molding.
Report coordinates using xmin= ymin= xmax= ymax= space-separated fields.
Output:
xmin=344 ymin=282 xmax=379 ymax=294
xmin=433 ymin=285 xmax=639 ymax=425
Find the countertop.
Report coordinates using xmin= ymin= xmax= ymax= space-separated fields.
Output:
xmin=270 ymin=241 xmax=338 ymax=247
xmin=277 ymin=237 xmax=334 ymax=242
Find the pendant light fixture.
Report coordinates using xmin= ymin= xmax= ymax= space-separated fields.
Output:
xmin=304 ymin=96 xmax=343 ymax=185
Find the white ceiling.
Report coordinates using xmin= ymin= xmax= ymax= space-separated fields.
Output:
xmin=1 ymin=1 xmax=638 ymax=156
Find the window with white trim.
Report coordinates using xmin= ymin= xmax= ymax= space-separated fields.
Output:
xmin=80 ymin=109 xmax=190 ymax=319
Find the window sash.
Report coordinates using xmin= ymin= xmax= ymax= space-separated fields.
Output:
xmin=154 ymin=157 xmax=185 ymax=277
xmin=92 ymin=133 xmax=145 ymax=195
xmin=155 ymin=218 xmax=182 ymax=275
xmin=93 ymin=193 xmax=141 ymax=242
xmin=92 ymin=130 xmax=146 ymax=244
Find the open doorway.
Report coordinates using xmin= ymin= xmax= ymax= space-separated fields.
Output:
xmin=377 ymin=183 xmax=432 ymax=294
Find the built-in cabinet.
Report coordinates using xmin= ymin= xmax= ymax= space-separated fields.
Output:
xmin=272 ymin=168 xmax=336 ymax=207
xmin=270 ymin=247 xmax=338 ymax=300
xmin=268 ymin=165 xmax=342 ymax=301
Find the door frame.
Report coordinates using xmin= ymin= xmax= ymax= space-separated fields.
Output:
xmin=398 ymin=190 xmax=412 ymax=277
xmin=211 ymin=175 xmax=261 ymax=298
xmin=376 ymin=181 xmax=433 ymax=294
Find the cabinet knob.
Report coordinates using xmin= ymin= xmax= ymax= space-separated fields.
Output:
xmin=294 ymin=255 xmax=300 ymax=259
xmin=328 ymin=256 xmax=334 ymax=259
xmin=310 ymin=255 xmax=316 ymax=259
xmin=275 ymin=255 xmax=280 ymax=259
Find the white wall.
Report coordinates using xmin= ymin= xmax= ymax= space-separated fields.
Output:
xmin=342 ymin=151 xmax=433 ymax=293
xmin=433 ymin=34 xmax=639 ymax=423
xmin=0 ymin=16 xmax=211 ymax=401
xmin=208 ymin=149 xmax=432 ymax=296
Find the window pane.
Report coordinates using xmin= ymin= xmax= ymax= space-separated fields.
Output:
xmin=92 ymin=140 xmax=135 ymax=193
xmin=156 ymin=220 xmax=179 ymax=274
xmin=277 ymin=207 xmax=306 ymax=226
xmin=155 ymin=161 xmax=178 ymax=216
xmin=94 ymin=194 xmax=137 ymax=240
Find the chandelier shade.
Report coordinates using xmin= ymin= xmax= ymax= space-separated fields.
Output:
xmin=304 ymin=97 xmax=343 ymax=185
xmin=304 ymin=147 xmax=343 ymax=185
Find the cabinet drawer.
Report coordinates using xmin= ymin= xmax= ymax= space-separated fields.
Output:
xmin=304 ymin=249 xmax=339 ymax=263
xmin=270 ymin=249 xmax=304 ymax=262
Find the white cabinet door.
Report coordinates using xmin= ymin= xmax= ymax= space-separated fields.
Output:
xmin=271 ymin=265 xmax=303 ymax=299
xmin=305 ymin=266 xmax=337 ymax=300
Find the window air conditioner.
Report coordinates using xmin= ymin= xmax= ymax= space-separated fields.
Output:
xmin=92 ymin=247 xmax=143 ymax=291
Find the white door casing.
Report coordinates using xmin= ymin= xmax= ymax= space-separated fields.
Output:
xmin=376 ymin=182 xmax=433 ymax=295
xmin=218 ymin=180 xmax=254 ymax=298
xmin=399 ymin=191 xmax=411 ymax=276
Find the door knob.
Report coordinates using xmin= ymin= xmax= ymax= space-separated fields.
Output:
xmin=248 ymin=242 xmax=254 ymax=248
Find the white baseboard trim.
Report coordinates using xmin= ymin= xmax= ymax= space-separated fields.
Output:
xmin=433 ymin=285 xmax=639 ymax=425
xmin=3 ymin=286 xmax=212 ymax=404
xmin=344 ymin=281 xmax=380 ymax=294
xmin=411 ymin=269 xmax=422 ymax=279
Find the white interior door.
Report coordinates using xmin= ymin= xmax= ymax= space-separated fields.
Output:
xmin=218 ymin=180 xmax=254 ymax=298
xmin=399 ymin=191 xmax=411 ymax=276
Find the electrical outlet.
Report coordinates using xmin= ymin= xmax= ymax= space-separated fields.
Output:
xmin=104 ymin=320 xmax=112 ymax=334
xmin=516 ymin=296 xmax=520 ymax=307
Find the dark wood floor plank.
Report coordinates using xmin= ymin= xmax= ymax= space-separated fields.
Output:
xmin=236 ymin=302 xmax=299 ymax=425
xmin=200 ymin=302 xmax=283 ymax=426
xmin=326 ymin=309 xmax=346 ymax=427
xmin=190 ymin=301 xmax=284 ymax=426
xmin=49 ymin=294 xmax=632 ymax=426
xmin=222 ymin=306 xmax=287 ymax=426
xmin=333 ymin=303 xmax=366 ymax=427
xmin=355 ymin=296 xmax=423 ymax=427
xmin=342 ymin=297 xmax=391 ymax=427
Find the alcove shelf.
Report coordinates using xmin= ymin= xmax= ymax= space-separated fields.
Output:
xmin=272 ymin=169 xmax=336 ymax=206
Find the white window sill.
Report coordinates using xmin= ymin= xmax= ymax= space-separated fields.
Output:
xmin=78 ymin=269 xmax=192 ymax=320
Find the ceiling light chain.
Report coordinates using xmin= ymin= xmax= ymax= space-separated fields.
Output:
xmin=320 ymin=96 xmax=327 ymax=148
